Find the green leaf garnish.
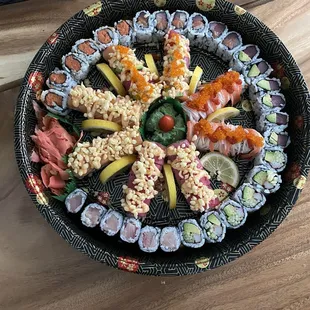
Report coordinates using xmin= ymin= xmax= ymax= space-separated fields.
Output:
xmin=47 ymin=112 xmax=80 ymax=136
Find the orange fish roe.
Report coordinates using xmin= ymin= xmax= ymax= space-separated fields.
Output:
xmin=247 ymin=132 xmax=264 ymax=148
xmin=115 ymin=45 xmax=130 ymax=55
xmin=187 ymin=71 xmax=242 ymax=111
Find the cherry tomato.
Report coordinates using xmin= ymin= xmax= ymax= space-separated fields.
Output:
xmin=159 ymin=115 xmax=175 ymax=132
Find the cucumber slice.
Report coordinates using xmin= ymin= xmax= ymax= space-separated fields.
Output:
xmin=208 ymin=214 xmax=221 ymax=226
xmin=239 ymin=50 xmax=251 ymax=62
xmin=242 ymin=185 xmax=255 ymax=200
xmin=253 ymin=171 xmax=267 ymax=186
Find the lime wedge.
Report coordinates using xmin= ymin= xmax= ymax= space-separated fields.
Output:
xmin=206 ymin=107 xmax=240 ymax=123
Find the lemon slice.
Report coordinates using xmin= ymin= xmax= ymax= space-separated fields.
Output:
xmin=163 ymin=164 xmax=177 ymax=209
xmin=81 ymin=119 xmax=122 ymax=133
xmin=145 ymin=54 xmax=159 ymax=76
xmin=100 ymin=155 xmax=137 ymax=184
xmin=189 ymin=66 xmax=203 ymax=95
xmin=96 ymin=63 xmax=127 ymax=96
xmin=200 ymin=152 xmax=240 ymax=188
xmin=206 ymin=107 xmax=240 ymax=123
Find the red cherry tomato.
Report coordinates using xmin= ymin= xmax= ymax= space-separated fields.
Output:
xmin=159 ymin=115 xmax=175 ymax=132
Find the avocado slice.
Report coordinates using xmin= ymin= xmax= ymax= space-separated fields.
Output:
xmin=262 ymin=94 xmax=273 ymax=107
xmin=239 ymin=50 xmax=251 ymax=62
xmin=269 ymin=132 xmax=278 ymax=145
xmin=242 ymin=186 xmax=255 ymax=200
xmin=265 ymin=151 xmax=275 ymax=163
xmin=257 ymin=79 xmax=271 ymax=90
xmin=253 ymin=171 xmax=267 ymax=186
xmin=266 ymin=113 xmax=277 ymax=123
xmin=224 ymin=204 xmax=236 ymax=217
xmin=183 ymin=223 xmax=201 ymax=243
xmin=208 ymin=214 xmax=221 ymax=226
xmin=248 ymin=64 xmax=260 ymax=77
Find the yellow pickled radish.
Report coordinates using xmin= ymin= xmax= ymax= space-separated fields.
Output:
xmin=189 ymin=66 xmax=203 ymax=95
xmin=163 ymin=164 xmax=177 ymax=209
xmin=145 ymin=54 xmax=159 ymax=76
xmin=206 ymin=107 xmax=240 ymax=123
xmin=81 ymin=119 xmax=122 ymax=133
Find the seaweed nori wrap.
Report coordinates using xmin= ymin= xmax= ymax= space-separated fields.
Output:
xmin=160 ymin=227 xmax=181 ymax=252
xmin=115 ymin=20 xmax=134 ymax=46
xmin=253 ymin=93 xmax=286 ymax=114
xmin=249 ymin=77 xmax=281 ymax=100
xmin=264 ymin=127 xmax=291 ymax=149
xmin=65 ymin=189 xmax=87 ymax=214
xmin=138 ymin=226 xmax=161 ymax=253
xmin=257 ymin=109 xmax=289 ymax=132
xmin=200 ymin=211 xmax=226 ymax=243
xmin=81 ymin=203 xmax=107 ymax=228
xmin=152 ymin=10 xmax=171 ymax=42
xmin=170 ymin=10 xmax=189 ymax=36
xmin=230 ymin=44 xmax=260 ymax=72
xmin=205 ymin=21 xmax=228 ymax=52
xmin=93 ymin=26 xmax=119 ymax=51
xmin=40 ymin=88 xmax=69 ymax=116
xmin=255 ymin=146 xmax=288 ymax=172
xmin=219 ymin=199 xmax=248 ymax=229
xmin=71 ymin=38 xmax=101 ymax=65
xmin=61 ymin=52 xmax=90 ymax=81
xmin=120 ymin=217 xmax=142 ymax=243
xmin=46 ymin=68 xmax=77 ymax=93
xmin=186 ymin=13 xmax=208 ymax=47
xmin=242 ymin=59 xmax=273 ymax=84
xmin=216 ymin=31 xmax=243 ymax=62
xmin=100 ymin=210 xmax=124 ymax=236
xmin=133 ymin=10 xmax=155 ymax=44
xmin=178 ymin=219 xmax=205 ymax=248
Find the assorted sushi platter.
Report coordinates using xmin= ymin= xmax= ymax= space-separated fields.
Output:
xmin=15 ymin=1 xmax=309 ymax=274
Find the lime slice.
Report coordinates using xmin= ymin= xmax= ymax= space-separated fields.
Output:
xmin=200 ymin=152 xmax=240 ymax=188
xmin=99 ymin=155 xmax=137 ymax=184
xmin=145 ymin=54 xmax=159 ymax=76
xmin=81 ymin=119 xmax=122 ymax=133
xmin=206 ymin=107 xmax=240 ymax=123
xmin=189 ymin=66 xmax=203 ymax=95
xmin=163 ymin=164 xmax=177 ymax=209
xmin=96 ymin=63 xmax=127 ymax=96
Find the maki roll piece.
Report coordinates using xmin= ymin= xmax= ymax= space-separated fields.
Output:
xmin=205 ymin=21 xmax=228 ymax=52
xmin=160 ymin=227 xmax=181 ymax=253
xmin=242 ymin=59 xmax=273 ymax=84
xmin=62 ymin=52 xmax=90 ymax=81
xmin=179 ymin=219 xmax=205 ymax=248
xmin=249 ymin=78 xmax=281 ymax=100
xmin=233 ymin=183 xmax=266 ymax=212
xmin=216 ymin=31 xmax=243 ymax=62
xmin=257 ymin=110 xmax=289 ymax=132
xmin=81 ymin=203 xmax=107 ymax=228
xmin=71 ymin=38 xmax=101 ymax=65
xmin=255 ymin=147 xmax=288 ymax=172
xmin=264 ymin=127 xmax=291 ymax=149
xmin=46 ymin=68 xmax=77 ymax=93
xmin=152 ymin=10 xmax=171 ymax=42
xmin=133 ymin=10 xmax=155 ymax=44
xmin=93 ymin=26 xmax=119 ymax=51
xmin=138 ymin=226 xmax=161 ymax=253
xmin=187 ymin=13 xmax=208 ymax=47
xmin=230 ymin=44 xmax=260 ymax=72
xmin=115 ymin=20 xmax=134 ymax=46
xmin=219 ymin=200 xmax=248 ymax=229
xmin=65 ymin=189 xmax=87 ymax=214
xmin=247 ymin=165 xmax=282 ymax=194
xmin=40 ymin=88 xmax=69 ymax=116
xmin=253 ymin=93 xmax=286 ymax=114
xmin=170 ymin=10 xmax=190 ymax=35
xmin=120 ymin=217 xmax=142 ymax=243
xmin=200 ymin=211 xmax=226 ymax=243
xmin=100 ymin=210 xmax=124 ymax=236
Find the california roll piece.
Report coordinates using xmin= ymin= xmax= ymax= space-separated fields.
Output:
xmin=152 ymin=10 xmax=171 ymax=42
xmin=200 ymin=211 xmax=226 ymax=243
xmin=62 ymin=52 xmax=90 ymax=81
xmin=40 ymin=88 xmax=69 ymax=116
xmin=65 ymin=189 xmax=87 ymax=214
xmin=247 ymin=165 xmax=282 ymax=194
xmin=71 ymin=38 xmax=101 ymax=65
xmin=230 ymin=44 xmax=261 ymax=72
xmin=81 ymin=203 xmax=107 ymax=228
xmin=179 ymin=219 xmax=205 ymax=248
xmin=233 ymin=183 xmax=266 ymax=212
xmin=93 ymin=26 xmax=119 ymax=51
xmin=216 ymin=31 xmax=243 ymax=62
xmin=187 ymin=120 xmax=265 ymax=159
xmin=205 ymin=21 xmax=228 ymax=52
xmin=100 ymin=210 xmax=123 ymax=236
xmin=186 ymin=13 xmax=208 ymax=47
xmin=242 ymin=59 xmax=273 ymax=84
xmin=257 ymin=109 xmax=289 ymax=132
xmin=255 ymin=147 xmax=287 ymax=172
xmin=120 ymin=217 xmax=142 ymax=243
xmin=166 ymin=140 xmax=217 ymax=212
xmin=253 ymin=93 xmax=286 ymax=114
xmin=160 ymin=227 xmax=181 ymax=253
xmin=115 ymin=20 xmax=134 ymax=46
xmin=133 ymin=10 xmax=155 ymax=44
xmin=219 ymin=200 xmax=248 ymax=229
xmin=249 ymin=77 xmax=281 ymax=100
xmin=170 ymin=10 xmax=190 ymax=35
xmin=138 ymin=226 xmax=161 ymax=253
xmin=46 ymin=68 xmax=77 ymax=92
xmin=264 ymin=127 xmax=291 ymax=149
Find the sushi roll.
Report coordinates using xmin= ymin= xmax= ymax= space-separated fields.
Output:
xmin=219 ymin=200 xmax=248 ymax=229
xmin=205 ymin=21 xmax=228 ymax=52
xmin=100 ymin=210 xmax=124 ymax=236
xmin=46 ymin=68 xmax=77 ymax=93
xmin=71 ymin=38 xmax=101 ymax=65
xmin=120 ymin=217 xmax=142 ymax=243
xmin=62 ymin=52 xmax=90 ymax=81
xmin=229 ymin=44 xmax=260 ymax=72
xmin=216 ymin=31 xmax=243 ymax=62
xmin=233 ymin=183 xmax=266 ymax=212
xmin=65 ymin=189 xmax=87 ymax=214
xmin=133 ymin=10 xmax=155 ymax=44
xmin=170 ymin=10 xmax=189 ymax=35
xmin=255 ymin=147 xmax=288 ymax=172
xmin=186 ymin=13 xmax=208 ymax=47
xmin=40 ymin=88 xmax=69 ymax=116
xmin=160 ymin=227 xmax=181 ymax=253
xmin=138 ymin=226 xmax=161 ymax=253
xmin=264 ymin=127 xmax=291 ymax=149
xmin=115 ymin=20 xmax=134 ymax=46
xmin=247 ymin=165 xmax=282 ymax=194
xmin=242 ymin=59 xmax=273 ymax=85
xmin=152 ymin=10 xmax=171 ymax=42
xmin=93 ymin=26 xmax=119 ymax=51
xmin=178 ymin=219 xmax=205 ymax=248
xmin=81 ymin=203 xmax=107 ymax=228
xmin=249 ymin=77 xmax=281 ymax=100
xmin=257 ymin=109 xmax=289 ymax=132
xmin=200 ymin=211 xmax=226 ymax=243
xmin=253 ymin=93 xmax=286 ymax=114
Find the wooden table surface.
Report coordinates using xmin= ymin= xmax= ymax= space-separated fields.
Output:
xmin=1 ymin=0 xmax=310 ymax=309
